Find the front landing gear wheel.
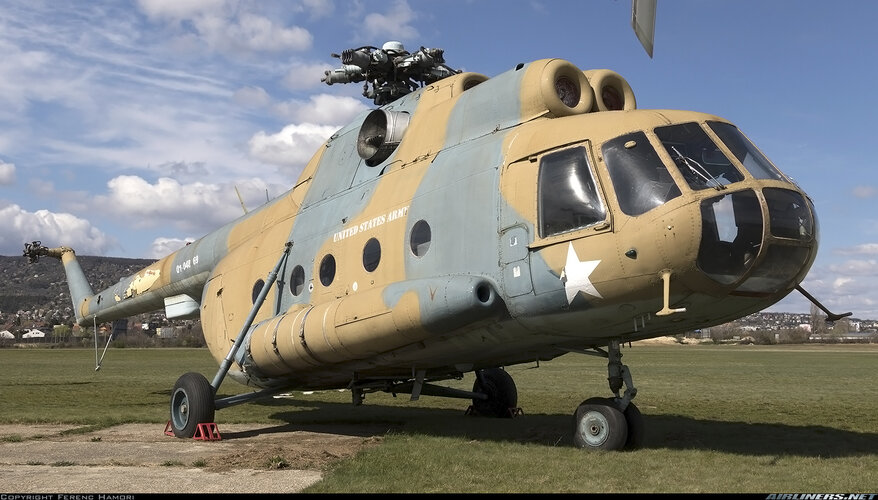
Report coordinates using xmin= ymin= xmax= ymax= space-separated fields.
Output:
xmin=170 ymin=372 xmax=215 ymax=438
xmin=572 ymin=397 xmax=628 ymax=451
xmin=471 ymin=368 xmax=518 ymax=417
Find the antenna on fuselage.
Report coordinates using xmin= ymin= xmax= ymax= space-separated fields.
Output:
xmin=235 ymin=186 xmax=248 ymax=214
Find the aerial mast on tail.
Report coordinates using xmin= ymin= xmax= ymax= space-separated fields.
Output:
xmin=321 ymin=41 xmax=460 ymax=105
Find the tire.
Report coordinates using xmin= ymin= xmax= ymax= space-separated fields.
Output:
xmin=623 ymin=402 xmax=645 ymax=450
xmin=471 ymin=368 xmax=518 ymax=418
xmin=572 ymin=397 xmax=628 ymax=450
xmin=170 ymin=372 xmax=215 ymax=438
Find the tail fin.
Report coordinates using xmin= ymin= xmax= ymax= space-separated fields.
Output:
xmin=23 ymin=242 xmax=95 ymax=323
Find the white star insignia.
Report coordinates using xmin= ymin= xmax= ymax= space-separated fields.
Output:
xmin=559 ymin=242 xmax=602 ymax=304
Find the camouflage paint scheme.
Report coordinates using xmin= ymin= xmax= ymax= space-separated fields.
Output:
xmin=49 ymin=58 xmax=817 ymax=392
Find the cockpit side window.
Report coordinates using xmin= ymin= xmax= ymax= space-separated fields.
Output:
xmin=603 ymin=131 xmax=682 ymax=216
xmin=656 ymin=122 xmax=745 ymax=190
xmin=538 ymin=146 xmax=606 ymax=238
xmin=707 ymin=121 xmax=788 ymax=182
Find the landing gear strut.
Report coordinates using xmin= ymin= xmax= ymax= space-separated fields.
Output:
xmin=572 ymin=340 xmax=644 ymax=451
xmin=169 ymin=242 xmax=293 ymax=438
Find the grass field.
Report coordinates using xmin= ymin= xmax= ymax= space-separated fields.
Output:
xmin=1 ymin=344 xmax=876 ymax=493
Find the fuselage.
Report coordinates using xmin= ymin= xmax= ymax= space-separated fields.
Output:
xmin=61 ymin=59 xmax=818 ymax=392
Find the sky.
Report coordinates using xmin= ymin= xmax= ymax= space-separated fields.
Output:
xmin=1 ymin=0 xmax=876 ymax=319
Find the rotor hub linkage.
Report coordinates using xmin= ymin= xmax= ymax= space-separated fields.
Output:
xmin=321 ymin=42 xmax=460 ymax=105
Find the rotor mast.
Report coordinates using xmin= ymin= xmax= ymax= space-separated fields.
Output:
xmin=321 ymin=41 xmax=460 ymax=105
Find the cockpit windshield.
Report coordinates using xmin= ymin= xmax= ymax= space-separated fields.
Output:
xmin=707 ymin=121 xmax=788 ymax=182
xmin=655 ymin=123 xmax=745 ymax=191
xmin=601 ymin=121 xmax=794 ymax=219
xmin=602 ymin=131 xmax=682 ymax=216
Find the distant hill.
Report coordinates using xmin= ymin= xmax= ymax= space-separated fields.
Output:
xmin=0 ymin=253 xmax=155 ymax=318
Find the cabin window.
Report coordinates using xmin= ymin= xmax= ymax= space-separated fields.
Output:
xmin=603 ymin=131 xmax=681 ymax=216
xmin=363 ymin=238 xmax=381 ymax=272
xmin=707 ymin=121 xmax=787 ymax=182
xmin=289 ymin=265 xmax=305 ymax=296
xmin=410 ymin=220 xmax=431 ymax=257
xmin=251 ymin=279 xmax=265 ymax=303
xmin=319 ymin=254 xmax=336 ymax=286
xmin=538 ymin=146 xmax=606 ymax=237
xmin=655 ymin=122 xmax=744 ymax=190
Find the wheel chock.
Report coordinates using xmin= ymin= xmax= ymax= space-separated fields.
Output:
xmin=163 ymin=420 xmax=222 ymax=440
xmin=193 ymin=422 xmax=222 ymax=441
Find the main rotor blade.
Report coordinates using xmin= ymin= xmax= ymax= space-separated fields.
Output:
xmin=631 ymin=0 xmax=657 ymax=58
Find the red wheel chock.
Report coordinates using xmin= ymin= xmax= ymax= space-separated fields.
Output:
xmin=193 ymin=423 xmax=222 ymax=441
xmin=164 ymin=420 xmax=222 ymax=440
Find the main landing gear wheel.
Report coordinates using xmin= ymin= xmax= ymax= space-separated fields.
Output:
xmin=471 ymin=368 xmax=518 ymax=418
xmin=170 ymin=372 xmax=215 ymax=438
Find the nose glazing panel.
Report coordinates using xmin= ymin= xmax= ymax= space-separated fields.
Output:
xmin=698 ymin=188 xmax=816 ymax=294
xmin=697 ymin=190 xmax=762 ymax=284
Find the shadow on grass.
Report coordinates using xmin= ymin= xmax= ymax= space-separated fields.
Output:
xmin=216 ymin=398 xmax=878 ymax=458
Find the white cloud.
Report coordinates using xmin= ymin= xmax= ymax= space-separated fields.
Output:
xmin=138 ymin=1 xmax=313 ymax=55
xmin=95 ymin=175 xmax=280 ymax=234
xmin=836 ymin=243 xmax=878 ymax=256
xmin=248 ymin=123 xmax=339 ymax=169
xmin=28 ymin=178 xmax=54 ymax=196
xmin=273 ymin=94 xmax=368 ymax=125
xmin=150 ymin=236 xmax=196 ymax=258
xmin=0 ymin=161 xmax=15 ymax=185
xmin=852 ymin=185 xmax=876 ymax=198
xmin=136 ymin=0 xmax=225 ymax=21
xmin=284 ymin=61 xmax=334 ymax=90
xmin=301 ymin=0 xmax=334 ymax=19
xmin=0 ymin=202 xmax=116 ymax=256
xmin=0 ymin=39 xmax=67 ymax=119
xmin=828 ymin=259 xmax=878 ymax=277
xmin=200 ymin=13 xmax=313 ymax=53
xmin=233 ymin=86 xmax=271 ymax=108
xmin=362 ymin=0 xmax=419 ymax=41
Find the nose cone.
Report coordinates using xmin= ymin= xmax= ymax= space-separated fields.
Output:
xmin=697 ymin=187 xmax=817 ymax=296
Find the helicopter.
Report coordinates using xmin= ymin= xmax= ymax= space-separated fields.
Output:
xmin=22 ymin=3 xmax=851 ymax=451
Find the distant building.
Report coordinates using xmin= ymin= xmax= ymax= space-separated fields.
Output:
xmin=809 ymin=331 xmax=875 ymax=342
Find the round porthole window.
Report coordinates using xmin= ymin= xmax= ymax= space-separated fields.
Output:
xmin=410 ymin=220 xmax=431 ymax=257
xmin=289 ymin=265 xmax=305 ymax=296
xmin=363 ymin=238 xmax=381 ymax=272
xmin=319 ymin=254 xmax=336 ymax=286
xmin=251 ymin=279 xmax=265 ymax=303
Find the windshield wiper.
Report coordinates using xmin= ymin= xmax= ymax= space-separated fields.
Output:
xmin=671 ymin=146 xmax=725 ymax=190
